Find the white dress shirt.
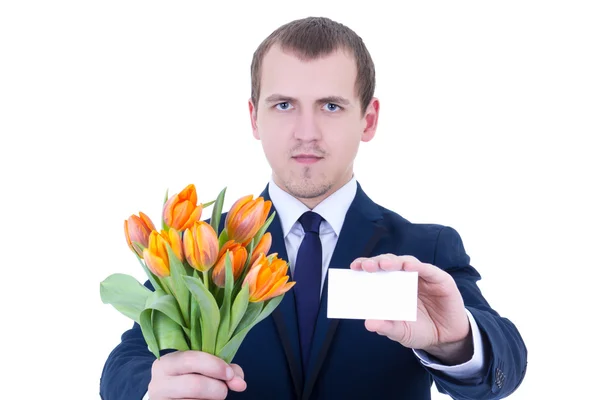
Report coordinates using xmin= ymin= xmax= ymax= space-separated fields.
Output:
xmin=268 ymin=176 xmax=486 ymax=382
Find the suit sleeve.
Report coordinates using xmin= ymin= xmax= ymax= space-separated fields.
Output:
xmin=99 ymin=281 xmax=156 ymax=400
xmin=428 ymin=226 xmax=528 ymax=400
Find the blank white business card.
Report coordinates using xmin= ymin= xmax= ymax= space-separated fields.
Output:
xmin=327 ymin=269 xmax=418 ymax=321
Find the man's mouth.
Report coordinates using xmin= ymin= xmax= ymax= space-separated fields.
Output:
xmin=292 ymin=154 xmax=323 ymax=164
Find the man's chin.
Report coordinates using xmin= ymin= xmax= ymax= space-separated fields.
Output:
xmin=283 ymin=179 xmax=332 ymax=200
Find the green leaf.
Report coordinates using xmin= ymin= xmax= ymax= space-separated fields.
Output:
xmin=164 ymin=245 xmax=190 ymax=328
xmin=189 ymin=268 xmax=202 ymax=350
xmin=100 ymin=273 xmax=152 ymax=324
xmin=134 ymin=254 xmax=167 ymax=295
xmin=162 ymin=189 xmax=170 ymax=232
xmin=252 ymin=210 xmax=276 ymax=246
xmin=229 ymin=283 xmax=249 ymax=337
xmin=202 ymin=199 xmax=216 ymax=208
xmin=139 ymin=307 xmax=159 ymax=358
xmin=190 ymin=296 xmax=201 ymax=350
xmin=218 ymin=229 xmax=229 ymax=248
xmin=234 ymin=237 xmax=255 ymax=294
xmin=144 ymin=292 xmax=190 ymax=337
xmin=214 ymin=286 xmax=224 ymax=306
xmin=140 ymin=291 xmax=191 ymax=359
xmin=216 ymin=252 xmax=235 ymax=353
xmin=231 ymin=301 xmax=262 ymax=337
xmin=244 ymin=237 xmax=256 ymax=270
xmin=182 ymin=260 xmax=195 ymax=277
xmin=255 ymin=295 xmax=284 ymax=326
xmin=217 ymin=295 xmax=284 ymax=363
xmin=183 ymin=275 xmax=220 ymax=354
xmin=210 ymin=187 xmax=227 ymax=235
xmin=153 ymin=309 xmax=190 ymax=351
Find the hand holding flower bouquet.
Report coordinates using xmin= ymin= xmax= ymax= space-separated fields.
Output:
xmin=100 ymin=184 xmax=294 ymax=363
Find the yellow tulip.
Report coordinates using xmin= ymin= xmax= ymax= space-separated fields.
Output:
xmin=183 ymin=221 xmax=219 ymax=272
xmin=124 ymin=212 xmax=156 ymax=258
xmin=249 ymin=232 xmax=271 ymax=265
xmin=159 ymin=228 xmax=183 ymax=262
xmin=212 ymin=240 xmax=248 ymax=287
xmin=243 ymin=253 xmax=295 ymax=302
xmin=162 ymin=184 xmax=203 ymax=231
xmin=225 ymin=195 xmax=272 ymax=245
xmin=142 ymin=230 xmax=174 ymax=277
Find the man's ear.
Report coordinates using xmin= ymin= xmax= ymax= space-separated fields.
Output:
xmin=248 ymin=99 xmax=259 ymax=140
xmin=361 ymin=97 xmax=380 ymax=143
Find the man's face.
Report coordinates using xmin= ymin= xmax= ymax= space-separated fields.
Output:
xmin=249 ymin=45 xmax=379 ymax=206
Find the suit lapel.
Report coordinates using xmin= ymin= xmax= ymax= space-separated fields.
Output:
xmin=261 ymin=186 xmax=304 ymax=399
xmin=302 ymin=183 xmax=387 ymax=399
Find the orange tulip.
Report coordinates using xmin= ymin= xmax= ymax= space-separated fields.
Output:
xmin=124 ymin=212 xmax=156 ymax=258
xmin=162 ymin=184 xmax=203 ymax=231
xmin=183 ymin=221 xmax=219 ymax=272
xmin=250 ymin=232 xmax=271 ymax=265
xmin=142 ymin=230 xmax=176 ymax=277
xmin=225 ymin=195 xmax=272 ymax=244
xmin=159 ymin=228 xmax=183 ymax=262
xmin=243 ymin=253 xmax=295 ymax=302
xmin=212 ymin=240 xmax=248 ymax=287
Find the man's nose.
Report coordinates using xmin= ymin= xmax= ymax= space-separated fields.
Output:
xmin=293 ymin=111 xmax=322 ymax=142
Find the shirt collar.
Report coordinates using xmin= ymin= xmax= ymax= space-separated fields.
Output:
xmin=267 ymin=176 xmax=357 ymax=237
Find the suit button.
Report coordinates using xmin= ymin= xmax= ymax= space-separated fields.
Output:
xmin=495 ymin=368 xmax=505 ymax=388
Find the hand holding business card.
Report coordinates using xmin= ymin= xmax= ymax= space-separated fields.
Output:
xmin=327 ymin=268 xmax=418 ymax=321
xmin=328 ymin=254 xmax=474 ymax=364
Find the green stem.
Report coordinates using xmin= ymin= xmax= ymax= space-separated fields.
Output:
xmin=203 ymin=270 xmax=209 ymax=291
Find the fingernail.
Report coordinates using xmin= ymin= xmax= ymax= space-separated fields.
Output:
xmin=226 ymin=367 xmax=234 ymax=380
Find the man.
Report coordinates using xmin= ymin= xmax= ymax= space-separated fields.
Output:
xmin=100 ymin=16 xmax=527 ymax=399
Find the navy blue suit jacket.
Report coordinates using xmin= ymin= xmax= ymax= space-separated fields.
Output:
xmin=100 ymin=182 xmax=527 ymax=399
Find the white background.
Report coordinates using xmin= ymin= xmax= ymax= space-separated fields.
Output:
xmin=1 ymin=1 xmax=598 ymax=398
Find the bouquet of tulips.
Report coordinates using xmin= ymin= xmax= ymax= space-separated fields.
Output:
xmin=100 ymin=184 xmax=295 ymax=363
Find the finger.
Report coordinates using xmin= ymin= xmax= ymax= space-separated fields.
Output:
xmin=156 ymin=351 xmax=235 ymax=381
xmin=230 ymin=363 xmax=244 ymax=379
xmin=349 ymin=257 xmax=369 ymax=270
xmin=226 ymin=376 xmax=247 ymax=392
xmin=350 ymin=254 xmax=395 ymax=272
xmin=402 ymin=260 xmax=447 ymax=284
xmin=158 ymin=374 xmax=229 ymax=400
xmin=378 ymin=255 xmax=419 ymax=271
xmin=351 ymin=255 xmax=422 ymax=273
xmin=225 ymin=364 xmax=247 ymax=392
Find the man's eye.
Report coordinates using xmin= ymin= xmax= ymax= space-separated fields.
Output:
xmin=324 ymin=103 xmax=340 ymax=112
xmin=275 ymin=102 xmax=291 ymax=110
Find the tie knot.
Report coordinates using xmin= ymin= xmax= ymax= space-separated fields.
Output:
xmin=298 ymin=211 xmax=323 ymax=234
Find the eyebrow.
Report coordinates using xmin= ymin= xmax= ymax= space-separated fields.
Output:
xmin=264 ymin=94 xmax=351 ymax=106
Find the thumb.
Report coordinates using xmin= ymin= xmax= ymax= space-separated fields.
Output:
xmin=365 ymin=319 xmax=397 ymax=336
xmin=365 ymin=319 xmax=413 ymax=345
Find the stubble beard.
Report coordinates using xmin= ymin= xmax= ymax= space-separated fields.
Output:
xmin=282 ymin=167 xmax=333 ymax=200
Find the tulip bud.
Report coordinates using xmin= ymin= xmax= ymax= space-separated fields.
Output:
xmin=159 ymin=228 xmax=183 ymax=262
xmin=212 ymin=240 xmax=248 ymax=287
xmin=124 ymin=212 xmax=156 ymax=258
xmin=183 ymin=221 xmax=219 ymax=272
xmin=249 ymin=232 xmax=272 ymax=265
xmin=225 ymin=195 xmax=271 ymax=244
xmin=142 ymin=230 xmax=173 ymax=277
xmin=162 ymin=184 xmax=203 ymax=231
xmin=243 ymin=253 xmax=295 ymax=302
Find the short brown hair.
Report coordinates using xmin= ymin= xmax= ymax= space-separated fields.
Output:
xmin=250 ymin=17 xmax=376 ymax=115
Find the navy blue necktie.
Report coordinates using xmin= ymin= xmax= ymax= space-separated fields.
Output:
xmin=294 ymin=211 xmax=323 ymax=374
